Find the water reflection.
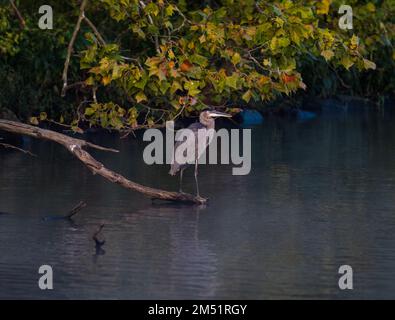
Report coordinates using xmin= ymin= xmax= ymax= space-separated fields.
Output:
xmin=1 ymin=108 xmax=395 ymax=299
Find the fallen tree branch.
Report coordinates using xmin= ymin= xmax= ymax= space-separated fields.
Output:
xmin=0 ymin=120 xmax=207 ymax=204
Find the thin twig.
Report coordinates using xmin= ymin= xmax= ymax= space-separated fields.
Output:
xmin=83 ymin=16 xmax=106 ymax=45
xmin=61 ymin=0 xmax=88 ymax=97
xmin=0 ymin=142 xmax=36 ymax=156
xmin=139 ymin=0 xmax=160 ymax=53
xmin=9 ymin=0 xmax=25 ymax=29
xmin=62 ymin=81 xmax=88 ymax=92
xmin=329 ymin=64 xmax=351 ymax=89
xmin=65 ymin=200 xmax=87 ymax=219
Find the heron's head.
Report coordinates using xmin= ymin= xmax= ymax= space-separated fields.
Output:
xmin=200 ymin=109 xmax=232 ymax=125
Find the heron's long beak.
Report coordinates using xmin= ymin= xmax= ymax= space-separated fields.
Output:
xmin=208 ymin=110 xmax=232 ymax=118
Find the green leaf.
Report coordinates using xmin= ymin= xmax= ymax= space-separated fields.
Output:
xmin=190 ymin=54 xmax=208 ymax=67
xmin=135 ymin=91 xmax=148 ymax=103
xmin=341 ymin=56 xmax=354 ymax=70
xmin=85 ymin=107 xmax=96 ymax=116
xmin=170 ymin=81 xmax=182 ymax=94
xmin=225 ymin=73 xmax=238 ymax=89
xmin=231 ymin=52 xmax=241 ymax=65
xmin=132 ymin=26 xmax=146 ymax=39
xmin=159 ymin=81 xmax=171 ymax=94
xmin=184 ymin=81 xmax=201 ymax=96
xmin=278 ymin=37 xmax=290 ymax=48
xmin=242 ymin=90 xmax=252 ymax=103
xmin=144 ymin=3 xmax=159 ymax=16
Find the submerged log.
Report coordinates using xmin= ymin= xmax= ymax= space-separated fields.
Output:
xmin=0 ymin=120 xmax=207 ymax=204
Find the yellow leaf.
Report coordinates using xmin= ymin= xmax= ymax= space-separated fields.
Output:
xmin=274 ymin=17 xmax=284 ymax=28
xmin=321 ymin=50 xmax=334 ymax=61
xmin=363 ymin=59 xmax=376 ymax=70
xmin=317 ymin=0 xmax=331 ymax=15
xmin=242 ymin=90 xmax=252 ymax=103
xmin=350 ymin=35 xmax=359 ymax=50
xmin=29 ymin=117 xmax=39 ymax=125
xmin=102 ymin=76 xmax=111 ymax=86
xmin=366 ymin=3 xmax=376 ymax=12
xmin=168 ymin=49 xmax=175 ymax=60
xmin=199 ymin=35 xmax=206 ymax=43
xmin=39 ymin=112 xmax=47 ymax=121
xmin=290 ymin=30 xmax=300 ymax=45
xmin=165 ymin=4 xmax=175 ymax=16
xmin=258 ymin=76 xmax=270 ymax=86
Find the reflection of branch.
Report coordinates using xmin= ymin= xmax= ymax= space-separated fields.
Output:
xmin=61 ymin=0 xmax=88 ymax=97
xmin=0 ymin=142 xmax=36 ymax=156
xmin=9 ymin=0 xmax=25 ymax=29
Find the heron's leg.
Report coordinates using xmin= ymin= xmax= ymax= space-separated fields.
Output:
xmin=194 ymin=159 xmax=200 ymax=197
xmin=179 ymin=169 xmax=184 ymax=193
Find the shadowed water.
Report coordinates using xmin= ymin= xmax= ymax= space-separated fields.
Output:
xmin=1 ymin=105 xmax=395 ymax=299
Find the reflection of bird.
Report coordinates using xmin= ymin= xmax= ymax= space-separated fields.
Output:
xmin=169 ymin=109 xmax=232 ymax=197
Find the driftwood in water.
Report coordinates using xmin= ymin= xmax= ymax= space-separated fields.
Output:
xmin=0 ymin=120 xmax=207 ymax=204
xmin=66 ymin=200 xmax=87 ymax=219
xmin=42 ymin=200 xmax=87 ymax=221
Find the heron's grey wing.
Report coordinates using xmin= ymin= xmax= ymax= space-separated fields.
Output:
xmin=187 ymin=122 xmax=204 ymax=132
xmin=169 ymin=127 xmax=196 ymax=175
xmin=169 ymin=122 xmax=212 ymax=175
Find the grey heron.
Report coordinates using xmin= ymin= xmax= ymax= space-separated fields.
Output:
xmin=169 ymin=109 xmax=232 ymax=197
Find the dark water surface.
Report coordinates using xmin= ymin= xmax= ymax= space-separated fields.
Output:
xmin=1 ymin=106 xmax=395 ymax=299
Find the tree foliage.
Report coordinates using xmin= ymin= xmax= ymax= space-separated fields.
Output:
xmin=0 ymin=0 xmax=394 ymax=131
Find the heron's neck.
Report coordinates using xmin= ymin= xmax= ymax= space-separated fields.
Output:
xmin=200 ymin=116 xmax=215 ymax=129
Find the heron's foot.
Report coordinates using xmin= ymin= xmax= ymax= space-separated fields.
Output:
xmin=196 ymin=195 xmax=208 ymax=204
